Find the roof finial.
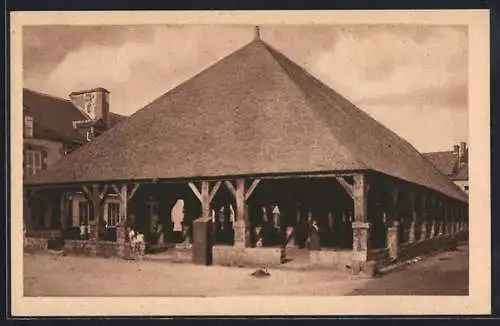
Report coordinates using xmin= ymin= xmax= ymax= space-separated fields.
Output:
xmin=254 ymin=25 xmax=260 ymax=40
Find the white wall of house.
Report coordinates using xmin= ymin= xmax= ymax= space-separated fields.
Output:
xmin=454 ymin=180 xmax=469 ymax=193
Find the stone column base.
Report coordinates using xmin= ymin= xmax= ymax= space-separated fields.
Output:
xmin=408 ymin=219 xmax=417 ymax=243
xmin=351 ymin=221 xmax=371 ymax=275
xmin=387 ymin=222 xmax=400 ymax=260
xmin=234 ymin=220 xmax=247 ymax=248
xmin=428 ymin=221 xmax=436 ymax=239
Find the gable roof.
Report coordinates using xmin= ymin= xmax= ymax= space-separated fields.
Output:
xmin=23 ymin=88 xmax=88 ymax=144
xmin=422 ymin=151 xmax=458 ymax=176
xmin=23 ymin=88 xmax=128 ymax=143
xmin=450 ymin=164 xmax=468 ymax=181
xmin=423 ymin=150 xmax=469 ymax=182
xmin=24 ymin=39 xmax=467 ymax=202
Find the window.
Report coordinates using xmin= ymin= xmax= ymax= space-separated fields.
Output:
xmin=24 ymin=116 xmax=34 ymax=138
xmin=78 ymin=201 xmax=91 ymax=224
xmin=24 ymin=150 xmax=42 ymax=175
xmin=464 ymin=185 xmax=469 ymax=191
xmin=107 ymin=202 xmax=120 ymax=227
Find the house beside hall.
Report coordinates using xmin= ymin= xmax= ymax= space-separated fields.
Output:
xmin=423 ymin=142 xmax=469 ymax=194
xmin=23 ymin=27 xmax=468 ymax=275
xmin=23 ymin=88 xmax=127 ymax=238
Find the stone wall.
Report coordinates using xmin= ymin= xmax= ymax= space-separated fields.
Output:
xmin=24 ymin=237 xmax=49 ymax=252
xmin=213 ymin=246 xmax=282 ymax=268
xmin=63 ymin=240 xmax=119 ymax=257
xmin=308 ymin=249 xmax=353 ymax=272
xmin=27 ymin=229 xmax=61 ymax=239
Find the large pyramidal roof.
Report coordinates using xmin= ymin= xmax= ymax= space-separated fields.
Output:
xmin=25 ymin=35 xmax=467 ymax=202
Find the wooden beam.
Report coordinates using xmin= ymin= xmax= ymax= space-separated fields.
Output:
xmin=128 ymin=183 xmax=140 ymax=201
xmin=188 ymin=182 xmax=202 ymax=202
xmin=99 ymin=185 xmax=109 ymax=200
xmin=353 ymin=174 xmax=368 ymax=222
xmin=81 ymin=185 xmax=92 ymax=200
xmin=118 ymin=184 xmax=128 ymax=225
xmin=335 ymin=176 xmax=354 ymax=199
xmin=224 ymin=180 xmax=236 ymax=197
xmin=208 ymin=181 xmax=222 ymax=203
xmin=201 ymin=181 xmax=210 ymax=218
xmin=244 ymin=179 xmax=261 ymax=201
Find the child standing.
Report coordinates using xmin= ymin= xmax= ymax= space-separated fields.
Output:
xmin=79 ymin=222 xmax=86 ymax=240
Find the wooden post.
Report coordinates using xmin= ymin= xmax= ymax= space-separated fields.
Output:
xmin=117 ymin=184 xmax=128 ymax=256
xmin=225 ymin=179 xmax=260 ymax=248
xmin=110 ymin=183 xmax=140 ymax=257
xmin=351 ymin=173 xmax=372 ymax=275
xmin=234 ymin=179 xmax=246 ymax=247
xmin=189 ymin=181 xmax=222 ymax=247
xmin=82 ymin=184 xmax=111 ymax=255
xmin=420 ymin=194 xmax=427 ymax=241
xmin=60 ymin=191 xmax=68 ymax=238
xmin=201 ymin=181 xmax=210 ymax=218
xmin=408 ymin=192 xmax=417 ymax=243
xmin=428 ymin=198 xmax=436 ymax=239
xmin=437 ymin=200 xmax=444 ymax=236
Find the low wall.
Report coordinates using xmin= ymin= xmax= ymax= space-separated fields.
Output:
xmin=24 ymin=237 xmax=49 ymax=252
xmin=63 ymin=240 xmax=119 ymax=257
xmin=308 ymin=249 xmax=353 ymax=272
xmin=26 ymin=229 xmax=61 ymax=239
xmin=213 ymin=246 xmax=282 ymax=268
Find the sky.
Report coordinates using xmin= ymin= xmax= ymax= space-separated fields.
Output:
xmin=23 ymin=24 xmax=468 ymax=153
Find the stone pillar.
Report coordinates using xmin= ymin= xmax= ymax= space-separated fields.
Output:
xmin=83 ymin=184 xmax=109 ymax=256
xmin=352 ymin=221 xmax=371 ymax=262
xmin=389 ymin=186 xmax=399 ymax=243
xmin=429 ymin=220 xmax=436 ymax=239
xmin=351 ymin=174 xmax=372 ymax=275
xmin=387 ymin=221 xmax=400 ymax=260
xmin=285 ymin=226 xmax=295 ymax=247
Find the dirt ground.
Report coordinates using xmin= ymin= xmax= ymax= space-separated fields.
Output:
xmin=348 ymin=242 xmax=469 ymax=296
xmin=23 ymin=243 xmax=469 ymax=297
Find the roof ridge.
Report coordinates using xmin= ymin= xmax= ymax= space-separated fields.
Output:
xmin=24 ymin=88 xmax=74 ymax=105
xmin=24 ymin=87 xmax=94 ymax=121
xmin=260 ymin=41 xmax=368 ymax=170
xmin=423 ymin=150 xmax=455 ymax=155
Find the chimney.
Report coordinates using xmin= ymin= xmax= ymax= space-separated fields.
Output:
xmin=459 ymin=141 xmax=468 ymax=164
xmin=69 ymin=87 xmax=110 ymax=127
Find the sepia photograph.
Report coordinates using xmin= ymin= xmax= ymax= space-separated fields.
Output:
xmin=10 ymin=10 xmax=490 ymax=316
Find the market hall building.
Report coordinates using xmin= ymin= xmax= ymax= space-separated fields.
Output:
xmin=23 ymin=28 xmax=468 ymax=275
